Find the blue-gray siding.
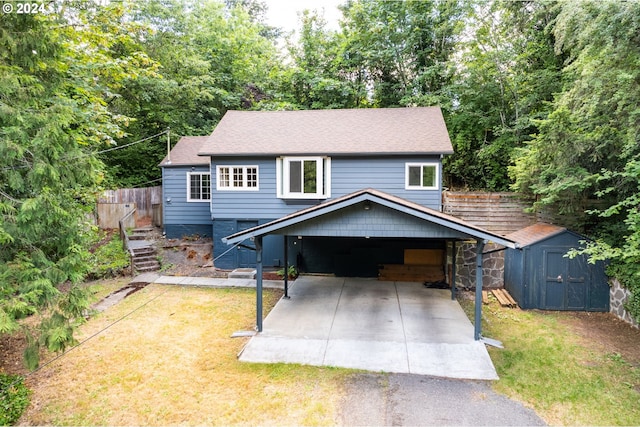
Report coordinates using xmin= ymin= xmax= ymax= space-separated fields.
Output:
xmin=210 ymin=156 xmax=443 ymax=219
xmin=162 ymin=165 xmax=212 ymax=238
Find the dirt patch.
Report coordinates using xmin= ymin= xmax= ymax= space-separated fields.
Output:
xmin=553 ymin=311 xmax=640 ymax=366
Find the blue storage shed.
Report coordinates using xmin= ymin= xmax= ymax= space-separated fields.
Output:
xmin=504 ymin=223 xmax=609 ymax=311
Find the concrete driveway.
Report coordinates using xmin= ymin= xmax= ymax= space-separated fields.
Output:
xmin=239 ymin=276 xmax=498 ymax=380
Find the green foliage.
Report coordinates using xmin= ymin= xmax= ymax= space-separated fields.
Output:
xmin=0 ymin=373 xmax=31 ymax=425
xmin=510 ymin=0 xmax=640 ymax=319
xmin=88 ymin=232 xmax=131 ymax=279
xmin=0 ymin=3 xmax=153 ymax=369
xmin=276 ymin=265 xmax=298 ymax=279
xmin=102 ymin=0 xmax=283 ymax=187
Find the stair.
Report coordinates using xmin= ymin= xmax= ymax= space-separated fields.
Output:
xmin=132 ymin=246 xmax=161 ymax=273
xmin=127 ymin=227 xmax=161 ymax=273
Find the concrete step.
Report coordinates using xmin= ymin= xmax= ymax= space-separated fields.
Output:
xmin=132 ymin=247 xmax=156 ymax=255
xmin=228 ymin=268 xmax=256 ymax=279
xmin=135 ymin=264 xmax=161 ymax=273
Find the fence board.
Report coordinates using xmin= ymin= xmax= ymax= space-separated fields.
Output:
xmin=442 ymin=191 xmax=536 ymax=235
xmin=97 ymin=186 xmax=162 ymax=228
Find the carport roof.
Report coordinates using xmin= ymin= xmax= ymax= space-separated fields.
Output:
xmin=222 ymin=189 xmax=519 ymax=248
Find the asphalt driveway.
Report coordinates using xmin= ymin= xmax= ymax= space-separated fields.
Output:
xmin=239 ymin=276 xmax=498 ymax=380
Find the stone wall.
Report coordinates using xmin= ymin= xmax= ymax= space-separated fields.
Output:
xmin=454 ymin=242 xmax=505 ymax=290
xmin=610 ymin=278 xmax=639 ymax=328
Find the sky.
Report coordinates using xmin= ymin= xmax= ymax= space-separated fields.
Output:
xmin=263 ymin=0 xmax=345 ymax=33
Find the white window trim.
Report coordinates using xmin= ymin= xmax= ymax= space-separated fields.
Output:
xmin=216 ymin=165 xmax=260 ymax=191
xmin=276 ymin=156 xmax=331 ymax=199
xmin=187 ymin=172 xmax=211 ymax=202
xmin=405 ymin=162 xmax=440 ymax=190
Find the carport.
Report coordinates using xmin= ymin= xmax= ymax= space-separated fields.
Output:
xmin=223 ymin=189 xmax=517 ymax=342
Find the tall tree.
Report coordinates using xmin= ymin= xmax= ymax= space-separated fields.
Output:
xmin=0 ymin=2 xmax=156 ymax=368
xmin=101 ymin=0 xmax=282 ymax=187
xmin=510 ymin=1 xmax=640 ymax=319
xmin=445 ymin=0 xmax=562 ymax=190
xmin=339 ymin=0 xmax=465 ymax=108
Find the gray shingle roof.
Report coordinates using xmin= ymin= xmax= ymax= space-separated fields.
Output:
xmin=199 ymin=107 xmax=453 ymax=156
xmin=159 ymin=136 xmax=210 ymax=167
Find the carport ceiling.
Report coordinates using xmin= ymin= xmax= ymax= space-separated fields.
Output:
xmin=223 ymin=188 xmax=518 ymax=247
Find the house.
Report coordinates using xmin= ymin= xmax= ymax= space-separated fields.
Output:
xmin=159 ymin=136 xmax=212 ymax=238
xmin=161 ymin=106 xmax=520 ymax=338
xmin=198 ymin=107 xmax=459 ymax=271
xmin=504 ymin=223 xmax=609 ymax=311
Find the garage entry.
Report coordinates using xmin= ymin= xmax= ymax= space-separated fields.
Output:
xmin=223 ymin=189 xmax=518 ymax=375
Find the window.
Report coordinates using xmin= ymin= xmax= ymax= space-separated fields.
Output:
xmin=216 ymin=166 xmax=259 ymax=191
xmin=405 ymin=163 xmax=439 ymax=190
xmin=187 ymin=172 xmax=211 ymax=201
xmin=277 ymin=156 xmax=331 ymax=199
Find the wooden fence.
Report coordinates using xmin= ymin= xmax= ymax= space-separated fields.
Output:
xmin=442 ymin=191 xmax=537 ymax=236
xmin=97 ymin=186 xmax=162 ymax=229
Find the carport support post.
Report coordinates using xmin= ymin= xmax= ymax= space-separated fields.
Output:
xmin=451 ymin=241 xmax=457 ymax=301
xmin=256 ymin=236 xmax=263 ymax=332
xmin=474 ymin=239 xmax=485 ymax=340
xmin=283 ymin=235 xmax=289 ymax=298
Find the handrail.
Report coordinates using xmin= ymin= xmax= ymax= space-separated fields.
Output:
xmin=118 ymin=208 xmax=137 ymax=276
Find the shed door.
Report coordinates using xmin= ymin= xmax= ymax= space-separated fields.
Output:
xmin=542 ymin=249 xmax=587 ymax=310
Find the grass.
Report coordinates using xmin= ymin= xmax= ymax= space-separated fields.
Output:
xmin=23 ymin=284 xmax=351 ymax=426
xmin=459 ymin=294 xmax=640 ymax=426
xmin=21 ymin=282 xmax=640 ymax=425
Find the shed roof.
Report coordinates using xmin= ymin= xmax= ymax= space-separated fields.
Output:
xmin=505 ymin=223 xmax=567 ymax=247
xmin=223 ymin=188 xmax=518 ymax=248
xmin=159 ymin=136 xmax=209 ymax=167
xmin=199 ymin=107 xmax=453 ymax=157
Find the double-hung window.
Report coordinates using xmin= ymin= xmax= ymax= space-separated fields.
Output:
xmin=187 ymin=172 xmax=211 ymax=201
xmin=405 ymin=163 xmax=439 ymax=190
xmin=277 ymin=156 xmax=331 ymax=199
xmin=216 ymin=165 xmax=259 ymax=191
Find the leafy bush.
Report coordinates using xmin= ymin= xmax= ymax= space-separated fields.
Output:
xmin=88 ymin=232 xmax=130 ymax=279
xmin=0 ymin=373 xmax=31 ymax=425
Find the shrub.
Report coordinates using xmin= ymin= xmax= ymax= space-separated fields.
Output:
xmin=88 ymin=232 xmax=130 ymax=279
xmin=0 ymin=373 xmax=31 ymax=425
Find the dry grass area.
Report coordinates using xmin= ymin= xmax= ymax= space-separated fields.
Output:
xmin=20 ymin=284 xmax=350 ymax=426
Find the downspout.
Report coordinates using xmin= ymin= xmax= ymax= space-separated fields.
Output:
xmin=474 ymin=239 xmax=485 ymax=340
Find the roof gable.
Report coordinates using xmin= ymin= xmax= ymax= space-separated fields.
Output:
xmin=223 ymin=188 xmax=518 ymax=248
xmin=199 ymin=107 xmax=453 ymax=156
xmin=160 ymin=136 xmax=209 ymax=167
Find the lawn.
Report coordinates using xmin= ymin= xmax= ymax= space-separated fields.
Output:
xmin=16 ymin=282 xmax=640 ymax=425
xmin=21 ymin=284 xmax=350 ymax=426
xmin=459 ymin=293 xmax=640 ymax=426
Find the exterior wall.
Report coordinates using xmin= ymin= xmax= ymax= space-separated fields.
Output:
xmin=454 ymin=242 xmax=505 ymax=290
xmin=162 ymin=165 xmax=212 ymax=238
xmin=213 ymin=219 xmax=283 ymax=270
xmin=610 ymin=278 xmax=639 ymax=328
xmin=504 ymin=232 xmax=610 ymax=311
xmin=210 ymin=155 xmax=443 ymax=220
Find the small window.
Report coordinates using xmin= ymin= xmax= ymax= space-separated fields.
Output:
xmin=187 ymin=172 xmax=211 ymax=201
xmin=277 ymin=157 xmax=330 ymax=199
xmin=217 ymin=165 xmax=259 ymax=191
xmin=405 ymin=163 xmax=439 ymax=190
